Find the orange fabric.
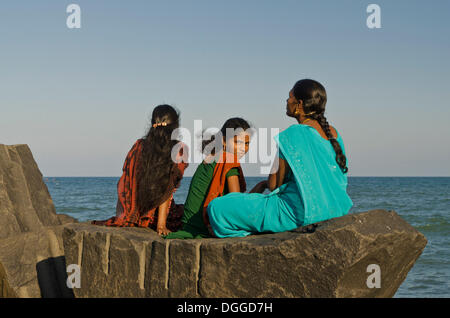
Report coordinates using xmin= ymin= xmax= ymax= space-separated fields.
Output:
xmin=92 ymin=139 xmax=188 ymax=230
xmin=202 ymin=151 xmax=246 ymax=232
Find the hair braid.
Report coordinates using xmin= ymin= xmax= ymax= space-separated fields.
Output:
xmin=308 ymin=113 xmax=348 ymax=173
xmin=293 ymin=79 xmax=348 ymax=174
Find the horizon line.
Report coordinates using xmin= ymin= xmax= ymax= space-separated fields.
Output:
xmin=43 ymin=175 xmax=450 ymax=178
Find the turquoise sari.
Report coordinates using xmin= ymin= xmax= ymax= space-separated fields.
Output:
xmin=207 ymin=124 xmax=353 ymax=238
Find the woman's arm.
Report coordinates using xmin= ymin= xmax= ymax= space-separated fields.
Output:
xmin=229 ymin=174 xmax=268 ymax=194
xmin=226 ymin=175 xmax=241 ymax=193
xmin=156 ymin=197 xmax=172 ymax=235
xmin=249 ymin=180 xmax=268 ymax=193
xmin=267 ymin=157 xmax=289 ymax=191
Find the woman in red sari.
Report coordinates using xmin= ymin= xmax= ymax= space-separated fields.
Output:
xmin=92 ymin=105 xmax=188 ymax=235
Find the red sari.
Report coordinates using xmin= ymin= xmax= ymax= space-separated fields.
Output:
xmin=92 ymin=139 xmax=188 ymax=231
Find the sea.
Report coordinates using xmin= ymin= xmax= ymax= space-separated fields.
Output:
xmin=44 ymin=176 xmax=449 ymax=298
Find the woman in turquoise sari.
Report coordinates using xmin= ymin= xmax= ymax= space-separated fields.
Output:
xmin=207 ymin=79 xmax=353 ymax=238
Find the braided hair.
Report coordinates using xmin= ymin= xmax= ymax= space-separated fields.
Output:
xmin=292 ymin=79 xmax=348 ymax=173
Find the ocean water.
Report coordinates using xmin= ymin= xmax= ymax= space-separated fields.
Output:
xmin=44 ymin=177 xmax=450 ymax=298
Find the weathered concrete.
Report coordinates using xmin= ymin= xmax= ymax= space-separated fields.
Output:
xmin=0 ymin=144 xmax=76 ymax=298
xmin=63 ymin=209 xmax=427 ymax=298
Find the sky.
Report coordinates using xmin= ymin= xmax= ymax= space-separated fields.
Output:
xmin=0 ymin=0 xmax=449 ymax=177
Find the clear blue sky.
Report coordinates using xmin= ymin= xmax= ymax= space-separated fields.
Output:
xmin=1 ymin=0 xmax=449 ymax=176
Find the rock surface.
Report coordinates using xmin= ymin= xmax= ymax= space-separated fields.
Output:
xmin=63 ymin=209 xmax=427 ymax=298
xmin=0 ymin=144 xmax=76 ymax=297
xmin=0 ymin=143 xmax=428 ymax=298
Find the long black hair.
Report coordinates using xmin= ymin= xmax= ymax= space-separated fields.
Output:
xmin=202 ymin=117 xmax=252 ymax=156
xmin=292 ymin=79 xmax=348 ymax=173
xmin=136 ymin=104 xmax=181 ymax=213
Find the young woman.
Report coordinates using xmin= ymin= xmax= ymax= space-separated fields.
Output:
xmin=165 ymin=117 xmax=263 ymax=239
xmin=92 ymin=105 xmax=188 ymax=236
xmin=207 ymin=79 xmax=353 ymax=238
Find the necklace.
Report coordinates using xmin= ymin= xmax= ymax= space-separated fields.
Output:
xmin=301 ymin=118 xmax=311 ymax=124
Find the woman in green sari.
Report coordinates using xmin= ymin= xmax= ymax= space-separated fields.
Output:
xmin=207 ymin=79 xmax=353 ymax=238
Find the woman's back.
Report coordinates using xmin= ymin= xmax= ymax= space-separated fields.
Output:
xmin=275 ymin=124 xmax=351 ymax=225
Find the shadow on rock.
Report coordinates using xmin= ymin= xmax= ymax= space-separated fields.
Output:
xmin=36 ymin=256 xmax=75 ymax=298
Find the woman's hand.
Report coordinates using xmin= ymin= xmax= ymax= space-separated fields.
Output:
xmin=156 ymin=197 xmax=172 ymax=236
xmin=249 ymin=180 xmax=268 ymax=193
xmin=157 ymin=224 xmax=171 ymax=236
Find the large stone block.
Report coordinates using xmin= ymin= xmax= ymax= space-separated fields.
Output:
xmin=63 ymin=209 xmax=427 ymax=298
xmin=0 ymin=144 xmax=76 ymax=298
xmin=0 ymin=226 xmax=73 ymax=297
xmin=0 ymin=143 xmax=427 ymax=298
xmin=0 ymin=144 xmax=61 ymax=238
